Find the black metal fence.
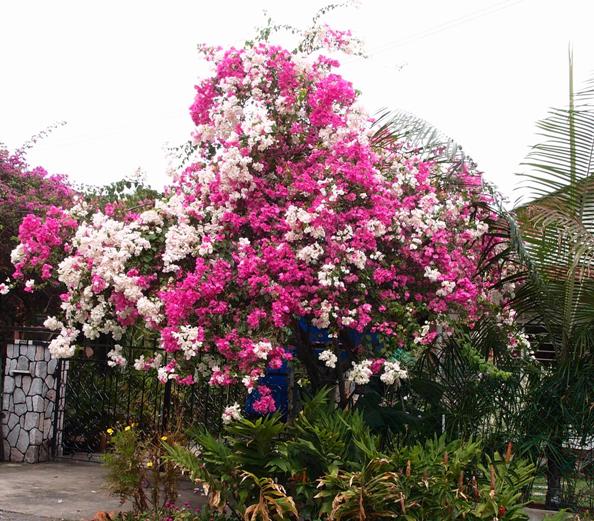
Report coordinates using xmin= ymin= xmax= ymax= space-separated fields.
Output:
xmin=57 ymin=341 xmax=246 ymax=460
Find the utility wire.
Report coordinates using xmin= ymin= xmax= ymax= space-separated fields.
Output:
xmin=365 ymin=0 xmax=525 ymax=57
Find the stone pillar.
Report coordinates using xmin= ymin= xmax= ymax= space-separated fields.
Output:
xmin=1 ymin=340 xmax=66 ymax=463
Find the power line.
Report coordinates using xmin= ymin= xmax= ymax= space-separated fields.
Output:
xmin=360 ymin=0 xmax=525 ymax=60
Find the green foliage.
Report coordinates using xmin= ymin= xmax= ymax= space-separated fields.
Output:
xmin=80 ymin=169 xmax=159 ymax=214
xmin=103 ymin=426 xmax=148 ymax=512
xmin=316 ymin=458 xmax=402 ymax=520
xmin=318 ymin=436 xmax=535 ymax=521
xmin=271 ymin=389 xmax=381 ymax=519
xmin=102 ymin=425 xmax=178 ymax=513
xmin=163 ymin=415 xmax=288 ymax=518
xmin=241 ymin=472 xmax=298 ymax=521
xmin=376 ymin=64 xmax=594 ymax=509
xmin=164 ymin=390 xmax=534 ymax=521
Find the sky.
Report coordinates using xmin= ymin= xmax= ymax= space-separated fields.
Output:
xmin=1 ymin=0 xmax=594 ymax=203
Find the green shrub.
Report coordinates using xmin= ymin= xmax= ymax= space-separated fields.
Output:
xmin=163 ymin=390 xmax=535 ymax=520
xmin=317 ymin=437 xmax=534 ymax=520
xmin=102 ymin=424 xmax=178 ymax=514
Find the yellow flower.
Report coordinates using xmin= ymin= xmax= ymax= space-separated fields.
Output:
xmin=146 ymin=461 xmax=153 ymax=468
xmin=106 ymin=428 xmax=114 ymax=436
xmin=124 ymin=426 xmax=131 ymax=431
xmin=160 ymin=436 xmax=168 ymax=441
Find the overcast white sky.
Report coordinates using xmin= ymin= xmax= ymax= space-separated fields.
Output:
xmin=1 ymin=0 xmax=594 ymax=202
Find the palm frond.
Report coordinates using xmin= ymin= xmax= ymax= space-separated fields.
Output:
xmin=371 ymin=109 xmax=473 ymax=183
xmin=513 ymin=54 xmax=594 ymax=358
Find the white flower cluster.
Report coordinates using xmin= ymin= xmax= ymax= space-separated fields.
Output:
xmin=413 ymin=323 xmax=432 ymax=345
xmin=436 ymin=280 xmax=456 ymax=297
xmin=133 ymin=353 xmax=163 ymax=371
xmin=252 ymin=340 xmax=273 ymax=360
xmin=284 ymin=205 xmax=325 ymax=242
xmin=345 ymin=358 xmax=408 ymax=387
xmin=346 ymin=360 xmax=373 ymax=385
xmin=222 ymin=402 xmax=243 ymax=424
xmin=311 ymin=299 xmax=334 ymax=329
xmin=241 ymin=99 xmax=275 ymax=151
xmin=163 ymin=223 xmax=201 ymax=272
xmin=48 ymin=328 xmax=79 ymax=358
xmin=10 ymin=244 xmax=25 ymax=265
xmin=66 ymin=199 xmax=90 ymax=219
xmin=136 ymin=297 xmax=163 ymax=325
xmin=296 ymin=243 xmax=324 ymax=264
xmin=346 ymin=249 xmax=367 ymax=270
xmin=43 ymin=208 xmax=170 ymax=354
xmin=157 ymin=364 xmax=177 ymax=383
xmin=424 ymin=266 xmax=441 ymax=282
xmin=139 ymin=210 xmax=163 ymax=227
xmin=107 ymin=344 xmax=127 ymax=367
xmin=241 ymin=373 xmax=262 ymax=393
xmin=318 ymin=263 xmax=344 ymax=289
xmin=511 ymin=332 xmax=535 ymax=358
xmin=172 ymin=326 xmax=203 ymax=360
xmin=380 ymin=361 xmax=408 ymax=386
xmin=339 ymin=308 xmax=358 ymax=328
xmin=366 ymin=219 xmax=387 ymax=237
xmin=212 ymin=142 xmax=254 ymax=199
xmin=398 ymin=202 xmax=448 ymax=250
xmin=43 ymin=316 xmax=63 ymax=331
xmin=318 ymin=349 xmax=337 ymax=369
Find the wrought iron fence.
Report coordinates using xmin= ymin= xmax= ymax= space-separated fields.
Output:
xmin=57 ymin=340 xmax=248 ymax=460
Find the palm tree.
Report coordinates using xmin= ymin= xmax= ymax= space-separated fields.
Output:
xmin=511 ymin=52 xmax=594 ymax=509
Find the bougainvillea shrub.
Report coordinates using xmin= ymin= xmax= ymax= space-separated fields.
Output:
xmin=0 ymin=146 xmax=74 ymax=325
xmin=11 ymin=27 xmax=527 ymax=414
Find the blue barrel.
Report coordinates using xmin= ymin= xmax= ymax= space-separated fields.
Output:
xmin=245 ymin=356 xmax=291 ymax=417
xmin=245 ymin=320 xmax=383 ymax=416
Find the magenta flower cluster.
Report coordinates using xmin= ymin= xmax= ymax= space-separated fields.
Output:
xmin=0 ymin=147 xmax=73 ymax=295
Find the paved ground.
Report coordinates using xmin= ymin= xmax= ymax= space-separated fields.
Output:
xmin=0 ymin=460 xmax=205 ymax=521
xmin=0 ymin=512 xmax=58 ymax=521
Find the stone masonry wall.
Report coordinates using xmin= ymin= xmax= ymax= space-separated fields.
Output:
xmin=1 ymin=340 xmax=66 ymax=462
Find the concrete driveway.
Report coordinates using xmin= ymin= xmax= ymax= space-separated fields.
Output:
xmin=0 ymin=460 xmax=204 ymax=521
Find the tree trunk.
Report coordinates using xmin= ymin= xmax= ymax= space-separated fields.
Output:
xmin=291 ymin=320 xmax=322 ymax=391
xmin=291 ymin=321 xmax=352 ymax=407
xmin=545 ymin=448 xmax=563 ymax=509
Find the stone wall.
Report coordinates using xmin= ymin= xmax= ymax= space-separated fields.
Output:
xmin=1 ymin=340 xmax=66 ymax=463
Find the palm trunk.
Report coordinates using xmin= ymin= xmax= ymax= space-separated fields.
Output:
xmin=545 ymin=447 xmax=562 ymax=509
